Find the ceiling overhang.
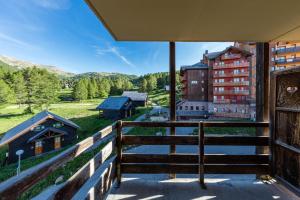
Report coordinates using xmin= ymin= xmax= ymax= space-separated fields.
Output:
xmin=85 ymin=0 xmax=300 ymax=42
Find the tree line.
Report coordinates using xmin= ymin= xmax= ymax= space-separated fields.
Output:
xmin=0 ymin=64 xmax=182 ymax=109
xmin=0 ymin=67 xmax=60 ymax=113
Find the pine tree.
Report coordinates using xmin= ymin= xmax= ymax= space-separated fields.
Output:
xmin=88 ymin=78 xmax=97 ymax=99
xmin=73 ymin=79 xmax=88 ymax=101
xmin=140 ymin=79 xmax=148 ymax=92
xmin=10 ymin=71 xmax=26 ymax=107
xmin=0 ymin=79 xmax=14 ymax=103
xmin=147 ymin=76 xmax=157 ymax=92
xmin=98 ymin=78 xmax=111 ymax=98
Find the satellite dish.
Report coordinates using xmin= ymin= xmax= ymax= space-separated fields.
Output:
xmin=16 ymin=149 xmax=24 ymax=156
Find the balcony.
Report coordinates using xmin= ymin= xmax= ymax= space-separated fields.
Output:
xmin=275 ymin=46 xmax=300 ymax=55
xmin=275 ymin=57 xmax=300 ymax=65
xmin=214 ymin=90 xmax=250 ymax=95
xmin=1 ymin=121 xmax=299 ymax=200
xmin=213 ymin=81 xmax=249 ymax=86
xmin=214 ymin=72 xmax=249 ymax=78
xmin=213 ymin=99 xmax=231 ymax=103
xmin=213 ymin=112 xmax=251 ymax=118
xmin=221 ymin=54 xmax=241 ymax=60
xmin=213 ymin=62 xmax=249 ymax=69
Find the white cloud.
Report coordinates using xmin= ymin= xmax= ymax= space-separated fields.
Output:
xmin=94 ymin=45 xmax=135 ymax=68
xmin=0 ymin=32 xmax=37 ymax=49
xmin=32 ymin=0 xmax=71 ymax=10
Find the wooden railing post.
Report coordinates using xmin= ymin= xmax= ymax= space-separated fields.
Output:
xmin=116 ymin=120 xmax=122 ymax=186
xmin=199 ymin=121 xmax=206 ymax=189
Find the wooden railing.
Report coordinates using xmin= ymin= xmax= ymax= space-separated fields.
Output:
xmin=0 ymin=123 xmax=118 ymax=200
xmin=0 ymin=120 xmax=270 ymax=199
xmin=118 ymin=121 xmax=270 ymax=188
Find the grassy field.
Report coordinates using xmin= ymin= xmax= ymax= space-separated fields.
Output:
xmin=148 ymin=89 xmax=169 ymax=107
xmin=0 ymin=98 xmax=152 ymax=199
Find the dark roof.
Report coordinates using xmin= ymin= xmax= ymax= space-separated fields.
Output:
xmin=205 ymin=46 xmax=252 ymax=60
xmin=205 ymin=51 xmax=223 ymax=59
xmin=0 ymin=110 xmax=80 ymax=146
xmin=122 ymin=91 xmax=148 ymax=101
xmin=27 ymin=127 xmax=68 ymax=143
xmin=181 ymin=62 xmax=208 ymax=71
xmin=96 ymin=96 xmax=131 ymax=110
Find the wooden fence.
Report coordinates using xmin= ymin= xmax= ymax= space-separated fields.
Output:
xmin=119 ymin=121 xmax=270 ymax=188
xmin=0 ymin=123 xmax=118 ymax=200
xmin=0 ymin=120 xmax=270 ymax=199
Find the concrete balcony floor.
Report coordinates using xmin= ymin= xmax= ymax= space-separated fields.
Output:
xmin=107 ymin=175 xmax=298 ymax=200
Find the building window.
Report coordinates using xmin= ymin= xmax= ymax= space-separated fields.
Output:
xmin=190 ymin=106 xmax=194 ymax=110
xmin=219 ymin=87 xmax=224 ymax=92
xmin=201 ymin=80 xmax=204 ymax=83
xmin=191 ymin=80 xmax=198 ymax=85
xmin=185 ymin=106 xmax=188 ymax=110
xmin=53 ymin=122 xmax=64 ymax=128
xmin=33 ymin=125 xmax=45 ymax=132
xmin=196 ymin=106 xmax=199 ymax=110
xmin=202 ymin=87 xmax=204 ymax=92
xmin=202 ymin=72 xmax=204 ymax=77
xmin=180 ymin=106 xmax=182 ymax=110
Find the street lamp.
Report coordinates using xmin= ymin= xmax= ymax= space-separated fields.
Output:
xmin=16 ymin=149 xmax=24 ymax=176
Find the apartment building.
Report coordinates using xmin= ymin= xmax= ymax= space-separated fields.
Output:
xmin=177 ymin=62 xmax=209 ymax=120
xmin=270 ymin=42 xmax=300 ymax=71
xmin=178 ymin=46 xmax=255 ymax=119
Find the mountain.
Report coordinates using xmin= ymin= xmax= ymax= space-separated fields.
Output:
xmin=0 ymin=55 xmax=75 ymax=77
xmin=0 ymin=55 xmax=138 ymax=80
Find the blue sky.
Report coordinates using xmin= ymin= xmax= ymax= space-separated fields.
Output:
xmin=0 ymin=0 xmax=232 ymax=75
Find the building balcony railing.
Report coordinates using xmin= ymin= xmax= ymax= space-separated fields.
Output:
xmin=214 ymin=90 xmax=250 ymax=95
xmin=275 ymin=46 xmax=300 ymax=54
xmin=214 ymin=72 xmax=249 ymax=78
xmin=213 ymin=112 xmax=251 ymax=118
xmin=221 ymin=54 xmax=241 ymax=60
xmin=213 ymin=99 xmax=231 ymax=104
xmin=275 ymin=57 xmax=300 ymax=65
xmin=213 ymin=81 xmax=249 ymax=86
xmin=213 ymin=62 xmax=249 ymax=69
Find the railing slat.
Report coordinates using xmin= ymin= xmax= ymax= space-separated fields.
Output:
xmin=122 ymin=135 xmax=269 ymax=146
xmin=121 ymin=163 xmax=269 ymax=174
xmin=51 ymin=140 xmax=115 ymax=199
xmin=121 ymin=121 xmax=269 ymax=128
xmin=122 ymin=154 xmax=269 ymax=164
xmin=0 ymin=123 xmax=117 ymax=199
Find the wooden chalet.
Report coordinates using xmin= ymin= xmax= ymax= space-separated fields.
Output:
xmin=0 ymin=0 xmax=300 ymax=199
xmin=0 ymin=110 xmax=79 ymax=163
xmin=96 ymin=96 xmax=134 ymax=120
xmin=122 ymin=91 xmax=148 ymax=107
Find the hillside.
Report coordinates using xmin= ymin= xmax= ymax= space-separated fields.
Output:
xmin=0 ymin=55 xmax=74 ymax=77
xmin=0 ymin=55 xmax=138 ymax=80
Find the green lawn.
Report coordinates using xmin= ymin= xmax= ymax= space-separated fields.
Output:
xmin=0 ymin=100 xmax=152 ymax=199
xmin=148 ymin=89 xmax=169 ymax=107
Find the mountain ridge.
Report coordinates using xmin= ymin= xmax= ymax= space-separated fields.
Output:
xmin=0 ymin=55 xmax=137 ymax=79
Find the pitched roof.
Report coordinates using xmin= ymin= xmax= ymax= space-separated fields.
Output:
xmin=0 ymin=110 xmax=79 ymax=146
xmin=122 ymin=91 xmax=148 ymax=101
xmin=181 ymin=62 xmax=208 ymax=71
xmin=27 ymin=127 xmax=68 ymax=143
xmin=96 ymin=96 xmax=131 ymax=110
xmin=205 ymin=46 xmax=252 ymax=60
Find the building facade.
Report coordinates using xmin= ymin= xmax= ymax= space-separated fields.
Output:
xmin=0 ymin=111 xmax=79 ymax=163
xmin=270 ymin=42 xmax=300 ymax=71
xmin=178 ymin=46 xmax=255 ymax=119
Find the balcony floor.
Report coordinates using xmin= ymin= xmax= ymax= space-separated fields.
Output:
xmin=107 ymin=175 xmax=298 ymax=200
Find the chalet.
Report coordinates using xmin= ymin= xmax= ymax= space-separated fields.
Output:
xmin=96 ymin=96 xmax=134 ymax=120
xmin=0 ymin=110 xmax=79 ymax=163
xmin=122 ymin=91 xmax=148 ymax=107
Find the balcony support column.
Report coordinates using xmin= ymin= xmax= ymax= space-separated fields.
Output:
xmin=169 ymin=41 xmax=176 ymax=178
xmin=255 ymin=43 xmax=270 ymax=161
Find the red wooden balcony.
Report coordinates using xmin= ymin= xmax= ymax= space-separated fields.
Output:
xmin=213 ymin=62 xmax=249 ymax=69
xmin=214 ymin=72 xmax=249 ymax=78
xmin=214 ymin=90 xmax=250 ymax=95
xmin=213 ymin=81 xmax=250 ymax=86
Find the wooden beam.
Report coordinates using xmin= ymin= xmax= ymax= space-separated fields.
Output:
xmin=122 ymin=121 xmax=269 ymax=128
xmin=121 ymin=163 xmax=269 ymax=174
xmin=256 ymin=42 xmax=270 ymax=155
xmin=169 ymin=41 xmax=176 ymax=178
xmin=0 ymin=123 xmax=117 ymax=199
xmin=116 ymin=120 xmax=122 ymax=186
xmin=121 ymin=153 xmax=269 ymax=164
xmin=51 ymin=140 xmax=115 ymax=199
xmin=122 ymin=135 xmax=269 ymax=146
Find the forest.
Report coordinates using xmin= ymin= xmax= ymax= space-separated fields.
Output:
xmin=0 ymin=64 xmax=181 ymax=112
